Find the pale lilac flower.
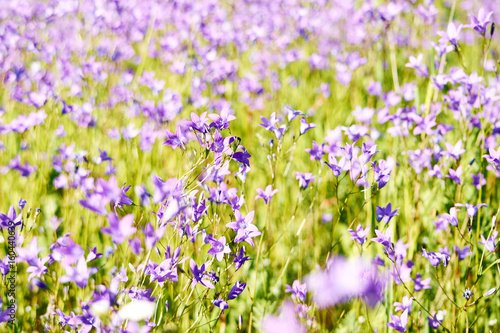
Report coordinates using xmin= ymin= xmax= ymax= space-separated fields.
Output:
xmin=299 ymin=118 xmax=315 ymax=134
xmin=387 ymin=309 xmax=408 ymax=332
xmin=305 ymin=141 xmax=325 ymax=161
xmin=427 ymin=313 xmax=443 ymax=329
xmin=466 ymin=8 xmax=494 ymax=35
xmin=348 ymin=224 xmax=370 ymax=245
xmin=438 ymin=22 xmax=463 ymax=45
xmin=262 ymin=301 xmax=306 ymax=333
xmin=482 ymin=147 xmax=500 ymax=170
xmin=207 ymin=236 xmax=231 ymax=262
xmin=26 ymin=256 xmax=50 ymax=281
xmin=285 ymin=105 xmax=306 ymax=122
xmin=305 ymin=256 xmax=386 ymax=308
xmin=455 ymin=203 xmax=487 ymax=218
xmin=255 ymin=185 xmax=279 ymax=204
xmin=478 ymin=231 xmax=498 ymax=253
xmin=285 ymin=280 xmax=307 ymax=302
xmin=445 ymin=165 xmax=462 ymax=184
xmin=55 ymin=125 xmax=66 ymax=137
xmin=421 ymin=248 xmax=449 ymax=267
xmin=454 ymin=245 xmax=471 ymax=260
xmin=371 ymin=226 xmax=393 ymax=249
xmin=441 ymin=140 xmax=465 ymax=160
xmin=413 ymin=273 xmax=431 ymax=292
xmin=60 ymin=257 xmax=99 ymax=288
xmin=295 ymin=172 xmax=315 ymax=189
xmin=484 ymin=288 xmax=497 ymax=297
xmin=471 ymin=172 xmax=486 ymax=190
xmin=101 ymin=213 xmax=137 ymax=244
xmin=394 ymin=296 xmax=414 ymax=313
xmin=405 ymin=54 xmax=428 ymax=77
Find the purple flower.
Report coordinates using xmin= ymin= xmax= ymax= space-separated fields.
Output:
xmin=60 ymin=257 xmax=99 ymax=288
xmin=439 ymin=207 xmax=460 ymax=227
xmin=255 ymin=185 xmax=279 ymax=204
xmin=141 ymin=222 xmax=165 ymax=249
xmin=421 ymin=248 xmax=448 ymax=267
xmin=228 ymin=281 xmax=246 ymax=300
xmin=135 ymin=184 xmax=152 ymax=206
xmin=18 ymin=199 xmax=27 ymax=210
xmin=445 ymin=165 xmax=462 ymax=184
xmin=285 ymin=280 xmax=307 ymax=302
xmin=367 ymin=81 xmax=382 ymax=96
xmin=79 ymin=193 xmax=108 ymax=216
xmin=295 ymin=172 xmax=315 ymax=189
xmin=230 ymin=246 xmax=252 ymax=270
xmin=437 ymin=22 xmax=463 ymax=45
xmin=326 ymin=155 xmax=343 ymax=177
xmin=456 ymin=203 xmax=487 ymax=218
xmin=101 ymin=213 xmax=137 ymax=244
xmin=471 ymin=172 xmax=486 ymax=190
xmin=0 ymin=304 xmax=16 ymax=323
xmin=406 ymin=54 xmax=428 ymax=77
xmin=465 ymin=8 xmax=493 ymax=35
xmin=478 ymin=231 xmax=498 ymax=253
xmin=413 ymin=273 xmax=431 ymax=292
xmin=387 ymin=309 xmax=408 ymax=332
xmin=188 ymin=112 xmax=210 ymax=133
xmin=17 ymin=237 xmax=43 ymax=266
xmin=299 ymin=118 xmax=315 ymax=135
xmin=371 ymin=226 xmax=393 ymax=249
xmin=207 ymin=236 xmax=231 ymax=262
xmin=454 ymin=245 xmax=471 ymax=261
xmin=7 ymin=155 xmax=37 ymax=177
xmin=348 ymin=224 xmax=370 ymax=245
xmin=376 ymin=204 xmax=400 ymax=224
xmin=373 ymin=159 xmax=392 ymax=188
xmin=94 ymin=149 xmax=113 ymax=165
xmin=285 ymin=105 xmax=306 ymax=122
xmin=391 ymin=260 xmax=414 ymax=285
xmin=394 ymin=296 xmax=414 ymax=314
xmin=305 ymin=256 xmax=386 ymax=308
xmin=209 ymin=108 xmax=236 ymax=130
xmin=190 ymin=259 xmax=215 ymax=289
xmin=305 ymin=141 xmax=325 ymax=161
xmin=259 ymin=112 xmax=280 ymax=132
xmin=427 ymin=313 xmax=443 ymax=329
xmin=262 ymin=301 xmax=306 ymax=333
xmin=226 ymin=210 xmax=256 ymax=233
xmin=360 ymin=143 xmax=380 ymax=164
xmin=482 ymin=147 xmax=500 ymax=170
xmin=441 ymin=140 xmax=465 ymax=160
xmin=86 ymin=247 xmax=102 ymax=262
xmin=428 ymin=164 xmax=443 ymax=179
xmin=234 ymin=227 xmax=262 ymax=247
xmin=164 ymin=127 xmax=187 ymax=150
xmin=26 ymin=256 xmax=50 ymax=281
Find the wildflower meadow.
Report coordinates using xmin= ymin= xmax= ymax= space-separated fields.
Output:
xmin=1 ymin=0 xmax=500 ymax=332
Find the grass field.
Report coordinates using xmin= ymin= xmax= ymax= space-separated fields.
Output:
xmin=1 ymin=0 xmax=500 ymax=332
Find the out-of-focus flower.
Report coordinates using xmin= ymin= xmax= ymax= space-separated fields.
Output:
xmin=305 ymin=256 xmax=386 ymax=308
xmin=262 ymin=301 xmax=306 ymax=333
